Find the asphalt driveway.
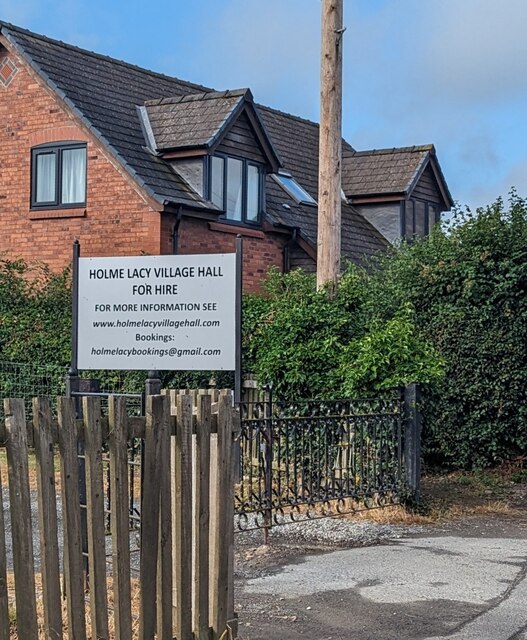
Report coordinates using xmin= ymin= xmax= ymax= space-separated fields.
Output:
xmin=236 ymin=515 xmax=527 ymax=640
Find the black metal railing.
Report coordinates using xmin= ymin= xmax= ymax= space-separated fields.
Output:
xmin=235 ymin=390 xmax=407 ymax=532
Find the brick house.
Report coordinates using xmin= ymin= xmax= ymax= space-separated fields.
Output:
xmin=0 ymin=22 xmax=453 ymax=291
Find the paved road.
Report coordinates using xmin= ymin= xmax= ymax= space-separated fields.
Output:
xmin=238 ymin=525 xmax=527 ymax=639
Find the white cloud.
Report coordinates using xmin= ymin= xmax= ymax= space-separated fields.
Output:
xmin=346 ymin=0 xmax=527 ymax=109
xmin=339 ymin=0 xmax=527 ymax=209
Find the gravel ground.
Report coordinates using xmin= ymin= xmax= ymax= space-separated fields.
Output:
xmin=234 ymin=517 xmax=429 ymax=639
xmin=1 ymin=488 xmax=51 ymax=572
xmin=234 ymin=511 xmax=527 ymax=640
xmin=236 ymin=517 xmax=423 ymax=547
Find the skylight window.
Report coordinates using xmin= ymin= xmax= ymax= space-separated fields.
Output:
xmin=272 ymin=173 xmax=316 ymax=206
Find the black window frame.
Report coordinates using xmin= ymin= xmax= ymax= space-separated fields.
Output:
xmin=206 ymin=153 xmax=264 ymax=226
xmin=30 ymin=141 xmax=87 ymax=210
xmin=402 ymin=198 xmax=440 ymax=240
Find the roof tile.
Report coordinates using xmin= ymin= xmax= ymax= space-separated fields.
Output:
xmin=342 ymin=146 xmax=433 ymax=197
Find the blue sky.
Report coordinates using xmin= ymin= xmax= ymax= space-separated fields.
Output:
xmin=2 ymin=0 xmax=527 ymax=210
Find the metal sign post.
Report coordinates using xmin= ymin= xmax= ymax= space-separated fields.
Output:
xmin=67 ymin=239 xmax=80 ymax=398
xmin=234 ymin=236 xmax=243 ymax=405
xmin=67 ymin=240 xmax=88 ymax=578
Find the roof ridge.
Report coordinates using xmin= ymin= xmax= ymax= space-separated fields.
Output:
xmin=352 ymin=144 xmax=434 ymax=157
xmin=145 ymin=88 xmax=249 ymax=108
xmin=0 ymin=19 xmax=216 ymax=95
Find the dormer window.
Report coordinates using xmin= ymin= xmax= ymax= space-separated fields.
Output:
xmin=209 ymin=154 xmax=262 ymax=224
xmin=31 ymin=142 xmax=87 ymax=209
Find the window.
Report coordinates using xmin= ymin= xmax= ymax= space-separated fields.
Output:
xmin=405 ymin=199 xmax=415 ymax=239
xmin=272 ymin=172 xmax=316 ymax=205
xmin=415 ymin=201 xmax=426 ymax=236
xmin=209 ymin=154 xmax=262 ymax=224
xmin=428 ymin=204 xmax=438 ymax=234
xmin=31 ymin=143 xmax=87 ymax=209
xmin=403 ymin=199 xmax=440 ymax=240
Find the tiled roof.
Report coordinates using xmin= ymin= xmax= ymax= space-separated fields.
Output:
xmin=144 ymin=89 xmax=248 ymax=152
xmin=0 ymin=21 xmax=388 ymax=262
xmin=342 ymin=145 xmax=433 ymax=197
xmin=259 ymin=106 xmax=388 ymax=261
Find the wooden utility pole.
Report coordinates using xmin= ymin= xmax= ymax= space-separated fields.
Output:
xmin=317 ymin=0 xmax=344 ymax=292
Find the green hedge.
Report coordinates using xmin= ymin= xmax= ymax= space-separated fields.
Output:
xmin=245 ymin=193 xmax=527 ymax=468
xmin=243 ymin=267 xmax=443 ymax=400
xmin=364 ymin=192 xmax=527 ymax=468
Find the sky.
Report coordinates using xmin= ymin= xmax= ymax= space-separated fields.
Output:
xmin=1 ymin=0 xmax=527 ymax=211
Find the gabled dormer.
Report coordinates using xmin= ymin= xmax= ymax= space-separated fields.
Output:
xmin=139 ymin=89 xmax=281 ymax=225
xmin=342 ymin=145 xmax=454 ymax=244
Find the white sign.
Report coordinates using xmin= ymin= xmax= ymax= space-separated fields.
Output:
xmin=77 ymin=253 xmax=236 ymax=370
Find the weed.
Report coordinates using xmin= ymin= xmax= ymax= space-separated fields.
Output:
xmin=511 ymin=470 xmax=527 ymax=484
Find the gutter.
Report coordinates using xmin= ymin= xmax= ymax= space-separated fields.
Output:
xmin=282 ymin=227 xmax=299 ymax=273
xmin=171 ymin=206 xmax=184 ymax=254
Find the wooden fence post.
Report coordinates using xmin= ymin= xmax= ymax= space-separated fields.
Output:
xmin=58 ymin=396 xmax=87 ymax=640
xmin=0 ymin=446 xmax=10 ymax=640
xmin=33 ymin=397 xmax=63 ymax=640
xmin=83 ymin=396 xmax=109 ymax=640
xmin=194 ymin=393 xmax=211 ymax=640
xmin=140 ymin=394 xmax=165 ymax=640
xmin=157 ymin=394 xmax=173 ymax=640
xmin=4 ymin=398 xmax=39 ymax=640
xmin=108 ymin=396 xmax=133 ymax=639
xmin=174 ymin=392 xmax=193 ymax=640
xmin=211 ymin=392 xmax=234 ymax=639
xmin=228 ymin=405 xmax=240 ymax=636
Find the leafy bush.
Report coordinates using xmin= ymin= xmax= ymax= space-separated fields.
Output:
xmin=245 ymin=193 xmax=527 ymax=469
xmin=365 ymin=192 xmax=527 ymax=468
xmin=244 ymin=266 xmax=443 ymax=401
xmin=0 ymin=258 xmax=71 ymax=365
xmin=339 ymin=304 xmax=444 ymax=396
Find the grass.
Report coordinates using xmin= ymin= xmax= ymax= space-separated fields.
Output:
xmin=350 ymin=464 xmax=527 ymax=526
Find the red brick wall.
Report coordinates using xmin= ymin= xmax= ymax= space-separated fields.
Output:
xmin=177 ymin=218 xmax=285 ymax=292
xmin=0 ymin=44 xmax=161 ymax=270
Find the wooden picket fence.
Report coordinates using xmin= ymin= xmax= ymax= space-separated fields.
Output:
xmin=0 ymin=390 xmax=238 ymax=640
